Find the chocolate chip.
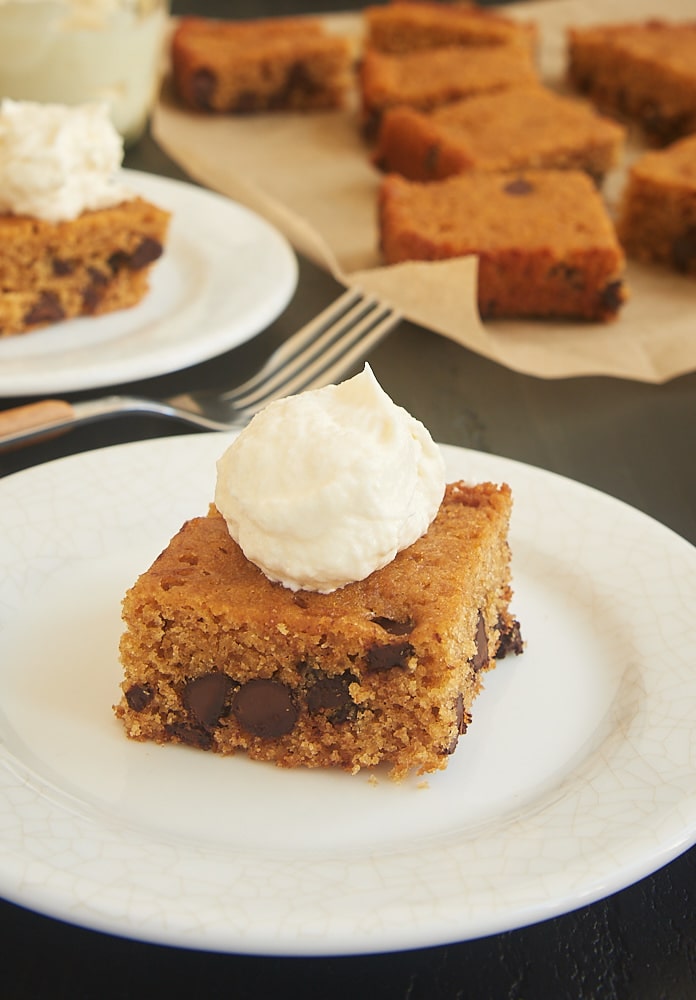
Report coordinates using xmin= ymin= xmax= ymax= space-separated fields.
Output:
xmin=371 ymin=615 xmax=415 ymax=636
xmin=52 ymin=258 xmax=74 ymax=276
xmin=307 ymin=673 xmax=356 ymax=723
xmin=125 ymin=683 xmax=154 ymax=712
xmin=550 ymin=262 xmax=584 ymax=290
xmin=672 ymin=227 xmax=696 ymax=273
xmin=496 ymin=618 xmax=524 ymax=659
xmin=444 ymin=694 xmax=468 ymax=754
xmin=183 ymin=672 xmax=233 ymax=728
xmin=456 ymin=694 xmax=468 ymax=734
xmin=366 ymin=641 xmax=415 ymax=672
xmin=599 ymin=280 xmax=625 ymax=315
xmin=470 ymin=612 xmax=489 ymax=673
xmin=231 ymin=678 xmax=298 ymax=738
xmin=272 ymin=61 xmax=318 ymax=108
xmin=165 ymin=720 xmax=214 ymax=750
xmin=504 ymin=177 xmax=534 ymax=196
xmin=82 ymin=268 xmax=109 ymax=312
xmin=88 ymin=266 xmax=108 ymax=286
xmin=23 ymin=291 xmax=64 ymax=326
xmin=129 ymin=238 xmax=163 ymax=270
xmin=108 ymin=239 xmax=163 ymax=273
xmin=191 ymin=67 xmax=217 ymax=109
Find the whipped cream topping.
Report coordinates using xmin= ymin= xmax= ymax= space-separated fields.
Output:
xmin=214 ymin=365 xmax=446 ymax=593
xmin=0 ymin=99 xmax=131 ymax=222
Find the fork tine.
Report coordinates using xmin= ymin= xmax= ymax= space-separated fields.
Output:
xmin=265 ymin=301 xmax=400 ymax=403
xmin=220 ymin=288 xmax=365 ymax=407
xmin=228 ymin=292 xmax=401 ymax=412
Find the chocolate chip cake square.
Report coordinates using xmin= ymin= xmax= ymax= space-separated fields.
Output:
xmin=567 ymin=19 xmax=696 ymax=145
xmin=373 ymin=85 xmax=625 ymax=183
xmin=378 ymin=169 xmax=627 ymax=321
xmin=0 ymin=198 xmax=170 ymax=337
xmin=359 ymin=43 xmax=539 ymax=140
xmin=616 ymin=134 xmax=696 ymax=275
xmin=171 ymin=15 xmax=353 ymax=113
xmin=116 ymin=483 xmax=522 ymax=780
xmin=364 ymin=1 xmax=537 ymax=55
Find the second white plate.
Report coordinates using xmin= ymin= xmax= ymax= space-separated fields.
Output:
xmin=0 ymin=436 xmax=695 ymax=956
xmin=0 ymin=170 xmax=298 ymax=396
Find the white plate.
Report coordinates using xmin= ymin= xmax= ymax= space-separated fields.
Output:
xmin=0 ymin=170 xmax=298 ymax=396
xmin=1 ymin=435 xmax=696 ymax=956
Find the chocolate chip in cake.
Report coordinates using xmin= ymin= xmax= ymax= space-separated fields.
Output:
xmin=503 ymin=177 xmax=534 ymax=196
xmin=444 ymin=694 xmax=468 ymax=754
xmin=599 ymin=279 xmax=625 ymax=315
xmin=52 ymin=258 xmax=75 ymax=276
xmin=191 ymin=67 xmax=217 ymax=109
xmin=370 ymin=615 xmax=415 ymax=636
xmin=550 ymin=262 xmax=584 ymax=290
xmin=672 ymin=227 xmax=696 ymax=273
xmin=273 ymin=62 xmax=319 ymax=107
xmin=165 ymin=720 xmax=214 ymax=751
xmin=183 ymin=672 xmax=233 ymax=728
xmin=82 ymin=268 xmax=109 ymax=312
xmin=108 ymin=238 xmax=163 ymax=274
xmin=23 ymin=291 xmax=64 ymax=327
xmin=231 ymin=678 xmax=298 ymax=738
xmin=306 ymin=673 xmax=357 ymax=724
xmin=496 ymin=617 xmax=524 ymax=659
xmin=470 ymin=611 xmax=489 ymax=673
xmin=366 ymin=641 xmax=415 ymax=673
xmin=125 ymin=683 xmax=154 ymax=712
xmin=129 ymin=238 xmax=164 ymax=270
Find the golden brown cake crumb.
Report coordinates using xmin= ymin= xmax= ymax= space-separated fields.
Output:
xmin=171 ymin=15 xmax=353 ymax=113
xmin=0 ymin=197 xmax=170 ymax=337
xmin=378 ymin=170 xmax=627 ymax=322
xmin=373 ymin=85 xmax=625 ymax=183
xmin=617 ymin=134 xmax=696 ymax=274
xmin=116 ymin=483 xmax=523 ymax=780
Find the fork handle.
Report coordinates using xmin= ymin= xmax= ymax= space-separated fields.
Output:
xmin=0 ymin=399 xmax=76 ymax=450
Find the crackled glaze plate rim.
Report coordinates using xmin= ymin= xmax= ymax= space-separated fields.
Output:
xmin=0 ymin=434 xmax=695 ymax=956
xmin=0 ymin=171 xmax=298 ymax=396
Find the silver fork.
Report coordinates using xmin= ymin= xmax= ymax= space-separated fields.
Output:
xmin=0 ymin=289 xmax=401 ymax=449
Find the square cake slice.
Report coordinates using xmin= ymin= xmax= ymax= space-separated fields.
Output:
xmin=373 ymin=86 xmax=625 ymax=183
xmin=616 ymin=134 xmax=696 ymax=274
xmin=378 ymin=170 xmax=627 ymax=321
xmin=116 ymin=482 xmax=522 ymax=780
xmin=359 ymin=43 xmax=538 ymax=139
xmin=567 ymin=19 xmax=696 ymax=144
xmin=171 ymin=15 xmax=353 ymax=113
xmin=0 ymin=197 xmax=170 ymax=337
xmin=364 ymin=1 xmax=537 ymax=55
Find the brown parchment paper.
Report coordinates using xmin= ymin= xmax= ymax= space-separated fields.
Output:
xmin=152 ymin=0 xmax=696 ymax=383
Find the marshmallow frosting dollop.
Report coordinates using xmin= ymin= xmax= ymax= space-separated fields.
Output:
xmin=214 ymin=365 xmax=447 ymax=593
xmin=0 ymin=99 xmax=130 ymax=222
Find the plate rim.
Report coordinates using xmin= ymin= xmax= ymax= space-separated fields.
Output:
xmin=0 ymin=170 xmax=298 ymax=397
xmin=1 ymin=434 xmax=695 ymax=956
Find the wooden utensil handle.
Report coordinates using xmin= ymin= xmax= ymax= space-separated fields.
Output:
xmin=0 ymin=399 xmax=76 ymax=449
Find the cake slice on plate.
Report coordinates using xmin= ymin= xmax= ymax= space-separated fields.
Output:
xmin=116 ymin=367 xmax=523 ymax=779
xmin=0 ymin=99 xmax=170 ymax=337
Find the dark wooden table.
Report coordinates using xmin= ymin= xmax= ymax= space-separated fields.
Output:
xmin=2 ymin=2 xmax=696 ymax=997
